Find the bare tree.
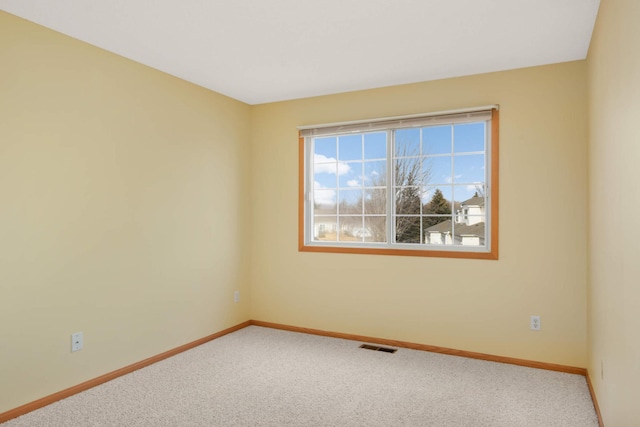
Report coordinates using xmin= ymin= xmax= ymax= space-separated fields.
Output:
xmin=362 ymin=145 xmax=432 ymax=243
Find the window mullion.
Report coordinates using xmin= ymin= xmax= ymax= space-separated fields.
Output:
xmin=387 ymin=129 xmax=394 ymax=246
xmin=419 ymin=127 xmax=424 ymax=244
xmin=484 ymin=122 xmax=491 ymax=251
xmin=306 ymin=138 xmax=313 ymax=244
xmin=360 ymin=134 xmax=365 ymax=243
xmin=451 ymin=125 xmax=456 ymax=244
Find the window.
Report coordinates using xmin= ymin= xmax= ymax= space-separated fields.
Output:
xmin=299 ymin=106 xmax=499 ymax=259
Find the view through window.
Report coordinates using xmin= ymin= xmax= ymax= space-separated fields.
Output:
xmin=300 ymin=107 xmax=498 ymax=259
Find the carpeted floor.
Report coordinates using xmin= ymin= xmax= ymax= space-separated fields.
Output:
xmin=2 ymin=326 xmax=599 ymax=426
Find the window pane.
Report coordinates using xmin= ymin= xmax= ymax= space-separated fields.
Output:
xmin=424 ymin=218 xmax=453 ymax=245
xmin=423 ymin=186 xmax=452 ymax=225
xmin=339 ymin=163 xmax=363 ymax=188
xmin=338 ymin=134 xmax=362 ymax=161
xmin=338 ymin=189 xmax=362 ymax=214
xmin=395 ymin=216 xmax=421 ymax=244
xmin=395 ymin=128 xmax=420 ymax=157
xmin=313 ymin=216 xmax=337 ymax=241
xmin=424 ymin=156 xmax=452 ymax=186
xmin=423 ymin=126 xmax=452 ymax=155
xmin=394 ymin=156 xmax=422 ymax=186
xmin=395 ymin=186 xmax=422 ymax=215
xmin=338 ymin=216 xmax=362 ymax=241
xmin=454 ymin=122 xmax=485 ymax=153
xmin=314 ymin=136 xmax=337 ymax=159
xmin=454 ymin=154 xmax=485 ymax=184
xmin=364 ymin=216 xmax=386 ymax=243
xmin=365 ymin=160 xmax=386 ymax=186
xmin=364 ymin=188 xmax=386 ymax=214
xmin=364 ymin=132 xmax=386 ymax=160
xmin=313 ymin=190 xmax=337 ymax=212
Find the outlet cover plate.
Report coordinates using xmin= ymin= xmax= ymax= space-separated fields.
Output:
xmin=530 ymin=315 xmax=541 ymax=331
xmin=71 ymin=332 xmax=83 ymax=352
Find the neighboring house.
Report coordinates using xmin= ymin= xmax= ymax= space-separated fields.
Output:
xmin=313 ymin=209 xmax=338 ymax=239
xmin=425 ymin=194 xmax=485 ymax=246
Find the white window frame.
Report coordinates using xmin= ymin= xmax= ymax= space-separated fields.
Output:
xmin=298 ymin=106 xmax=499 ymax=260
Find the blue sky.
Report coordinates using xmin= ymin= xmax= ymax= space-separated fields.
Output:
xmin=313 ymin=123 xmax=486 ymax=206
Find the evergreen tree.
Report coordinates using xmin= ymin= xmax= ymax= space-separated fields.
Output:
xmin=423 ymin=188 xmax=451 ymax=228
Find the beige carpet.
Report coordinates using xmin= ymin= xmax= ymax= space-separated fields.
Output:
xmin=2 ymin=326 xmax=598 ymax=426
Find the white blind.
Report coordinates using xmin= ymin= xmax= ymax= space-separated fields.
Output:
xmin=299 ymin=106 xmax=496 ymax=138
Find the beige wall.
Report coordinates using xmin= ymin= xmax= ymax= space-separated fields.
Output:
xmin=251 ymin=62 xmax=589 ymax=367
xmin=588 ymin=0 xmax=640 ymax=425
xmin=0 ymin=12 xmax=251 ymax=413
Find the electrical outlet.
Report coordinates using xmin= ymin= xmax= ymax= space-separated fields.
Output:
xmin=71 ymin=332 xmax=83 ymax=352
xmin=530 ymin=315 xmax=541 ymax=331
xmin=234 ymin=290 xmax=240 ymax=303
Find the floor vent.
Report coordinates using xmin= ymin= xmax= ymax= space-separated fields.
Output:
xmin=359 ymin=344 xmax=398 ymax=353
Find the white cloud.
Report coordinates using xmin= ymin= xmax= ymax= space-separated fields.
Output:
xmin=313 ymin=181 xmax=336 ymax=205
xmin=314 ymin=154 xmax=351 ymax=175
xmin=347 ymin=179 xmax=359 ymax=187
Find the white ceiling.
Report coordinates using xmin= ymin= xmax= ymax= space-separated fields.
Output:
xmin=1 ymin=1 xmax=600 ymax=105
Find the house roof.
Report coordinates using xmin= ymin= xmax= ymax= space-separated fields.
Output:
xmin=461 ymin=196 xmax=485 ymax=207
xmin=425 ymin=220 xmax=454 ymax=234
xmin=425 ymin=220 xmax=485 ymax=238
